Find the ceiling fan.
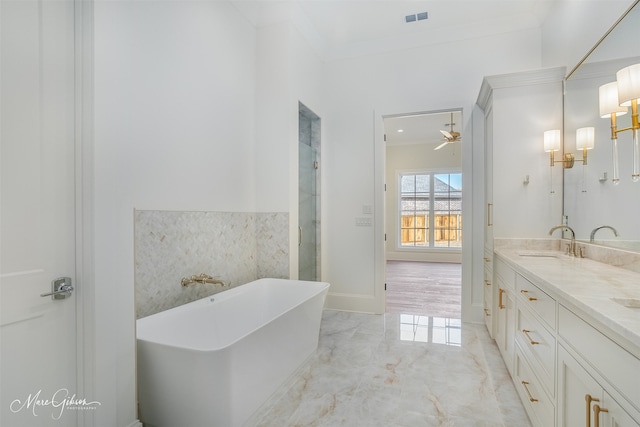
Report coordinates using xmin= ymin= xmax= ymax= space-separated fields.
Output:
xmin=434 ymin=112 xmax=461 ymax=150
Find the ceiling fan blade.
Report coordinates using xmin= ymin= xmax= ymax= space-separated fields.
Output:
xmin=440 ymin=130 xmax=453 ymax=139
xmin=434 ymin=141 xmax=448 ymax=150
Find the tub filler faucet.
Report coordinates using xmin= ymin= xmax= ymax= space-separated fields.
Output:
xmin=549 ymin=225 xmax=576 ymax=256
xmin=181 ymin=273 xmax=228 ymax=288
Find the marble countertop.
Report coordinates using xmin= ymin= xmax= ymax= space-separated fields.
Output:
xmin=494 ymin=247 xmax=640 ymax=356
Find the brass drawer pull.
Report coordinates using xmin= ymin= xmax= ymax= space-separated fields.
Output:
xmin=522 ymin=329 xmax=539 ymax=345
xmin=593 ymin=404 xmax=608 ymax=427
xmin=484 ymin=257 xmax=490 ymax=262
xmin=520 ymin=289 xmax=537 ymax=301
xmin=484 ymin=308 xmax=490 ymax=316
xmin=521 ymin=381 xmax=538 ymax=402
xmin=586 ymin=394 xmax=600 ymax=427
xmin=499 ymin=288 xmax=506 ymax=309
xmin=485 ymin=279 xmax=491 ymax=286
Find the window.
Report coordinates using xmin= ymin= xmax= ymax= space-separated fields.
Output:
xmin=399 ymin=172 xmax=462 ymax=248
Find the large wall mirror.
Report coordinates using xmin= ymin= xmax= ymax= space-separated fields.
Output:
xmin=563 ymin=0 xmax=640 ymax=251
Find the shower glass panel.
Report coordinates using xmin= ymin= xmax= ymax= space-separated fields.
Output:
xmin=298 ymin=103 xmax=320 ymax=281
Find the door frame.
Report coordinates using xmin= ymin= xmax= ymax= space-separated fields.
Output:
xmin=374 ymin=107 xmax=470 ymax=320
xmin=373 ymin=110 xmax=386 ymax=314
xmin=74 ymin=0 xmax=95 ymax=424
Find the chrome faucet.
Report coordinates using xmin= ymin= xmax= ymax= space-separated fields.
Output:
xmin=549 ymin=225 xmax=576 ymax=256
xmin=590 ymin=225 xmax=618 ymax=243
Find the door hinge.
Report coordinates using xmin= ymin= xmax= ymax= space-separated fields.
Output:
xmin=385 ymin=283 xmax=387 ymax=291
xmin=384 ymin=134 xmax=386 ymax=142
xmin=384 ymin=233 xmax=387 ymax=241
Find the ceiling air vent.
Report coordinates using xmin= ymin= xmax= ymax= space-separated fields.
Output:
xmin=405 ymin=12 xmax=428 ymax=23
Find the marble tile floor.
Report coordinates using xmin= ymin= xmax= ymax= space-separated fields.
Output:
xmin=248 ymin=310 xmax=531 ymax=427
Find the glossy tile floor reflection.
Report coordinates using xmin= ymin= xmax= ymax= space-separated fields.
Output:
xmin=248 ymin=310 xmax=531 ymax=427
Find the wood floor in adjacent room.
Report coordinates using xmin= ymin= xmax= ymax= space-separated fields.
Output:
xmin=385 ymin=261 xmax=461 ymax=319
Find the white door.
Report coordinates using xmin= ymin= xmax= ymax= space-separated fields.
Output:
xmin=1 ymin=0 xmax=80 ymax=425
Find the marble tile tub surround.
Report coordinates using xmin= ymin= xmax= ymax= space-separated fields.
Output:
xmin=249 ymin=310 xmax=531 ymax=427
xmin=134 ymin=210 xmax=289 ymax=319
xmin=495 ymin=237 xmax=640 ymax=274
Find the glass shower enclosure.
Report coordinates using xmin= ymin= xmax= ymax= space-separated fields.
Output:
xmin=298 ymin=102 xmax=321 ymax=281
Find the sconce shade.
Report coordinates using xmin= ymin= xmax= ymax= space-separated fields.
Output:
xmin=576 ymin=127 xmax=595 ymax=150
xmin=599 ymin=82 xmax=628 ymax=118
xmin=544 ymin=129 xmax=561 ymax=152
xmin=617 ymin=63 xmax=640 ymax=107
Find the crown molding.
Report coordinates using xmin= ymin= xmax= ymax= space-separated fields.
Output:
xmin=476 ymin=66 xmax=566 ymax=111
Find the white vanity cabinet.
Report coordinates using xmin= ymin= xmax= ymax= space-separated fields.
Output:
xmin=491 ymin=250 xmax=640 ymax=427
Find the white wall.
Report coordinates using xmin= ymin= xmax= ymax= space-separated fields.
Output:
xmin=385 ymin=142 xmax=462 ymax=263
xmin=255 ymin=21 xmax=324 ymax=278
xmin=93 ymin=1 xmax=256 ymax=425
xmin=321 ymin=28 xmax=542 ymax=316
xmin=541 ymin=0 xmax=635 ymax=72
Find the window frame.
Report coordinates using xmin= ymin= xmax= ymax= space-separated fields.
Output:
xmin=396 ymin=169 xmax=462 ymax=251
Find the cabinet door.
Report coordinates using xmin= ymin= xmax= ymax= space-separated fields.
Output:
xmin=601 ymin=391 xmax=640 ymax=427
xmin=494 ymin=257 xmax=516 ymax=372
xmin=558 ymin=344 xmax=603 ymax=427
xmin=495 ymin=283 xmax=515 ymax=374
xmin=558 ymin=345 xmax=640 ymax=427
xmin=484 ymin=107 xmax=494 ymax=251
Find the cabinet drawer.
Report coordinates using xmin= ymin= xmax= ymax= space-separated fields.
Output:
xmin=514 ymin=347 xmax=555 ymax=427
xmin=516 ymin=274 xmax=556 ymax=330
xmin=494 ymin=256 xmax=514 ymax=288
xmin=516 ymin=306 xmax=556 ymax=396
xmin=559 ymin=305 xmax=640 ymax=413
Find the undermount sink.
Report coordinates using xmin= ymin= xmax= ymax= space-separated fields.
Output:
xmin=517 ymin=251 xmax=558 ymax=258
xmin=610 ymin=297 xmax=640 ymax=310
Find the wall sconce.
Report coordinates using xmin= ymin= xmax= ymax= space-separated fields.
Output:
xmin=544 ymin=129 xmax=574 ymax=168
xmin=575 ymin=126 xmax=594 ymax=165
xmin=599 ymin=82 xmax=627 ymax=184
xmin=599 ymin=63 xmax=640 ymax=182
xmin=617 ymin=64 xmax=640 ymax=181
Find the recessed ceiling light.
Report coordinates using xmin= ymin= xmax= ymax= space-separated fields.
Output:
xmin=397 ymin=129 xmax=404 ymax=133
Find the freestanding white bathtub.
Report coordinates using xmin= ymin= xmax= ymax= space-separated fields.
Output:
xmin=136 ymin=278 xmax=329 ymax=427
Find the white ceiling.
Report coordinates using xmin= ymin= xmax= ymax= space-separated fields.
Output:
xmin=230 ymin=0 xmax=556 ymax=145
xmin=231 ymin=0 xmax=556 ymax=60
xmin=384 ymin=110 xmax=462 ymax=147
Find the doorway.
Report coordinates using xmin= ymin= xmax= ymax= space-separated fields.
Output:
xmin=1 ymin=0 xmax=85 ymax=425
xmin=383 ymin=110 xmax=463 ymax=319
xmin=298 ymin=102 xmax=321 ymax=281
